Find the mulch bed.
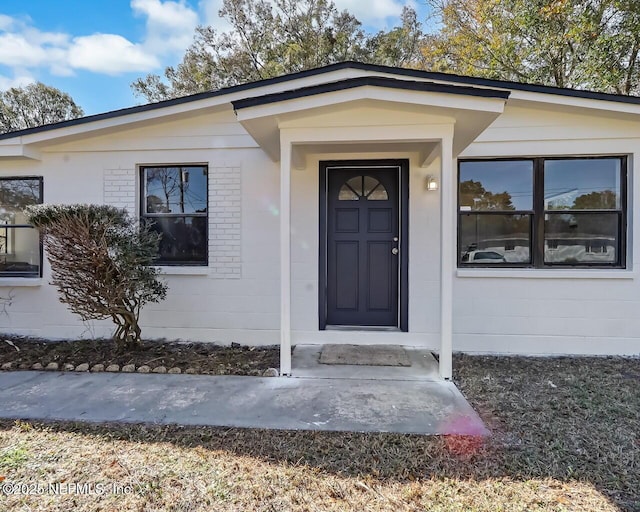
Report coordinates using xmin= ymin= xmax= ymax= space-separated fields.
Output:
xmin=0 ymin=335 xmax=279 ymax=376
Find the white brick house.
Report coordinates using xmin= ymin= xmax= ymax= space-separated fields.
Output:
xmin=0 ymin=62 xmax=639 ymax=378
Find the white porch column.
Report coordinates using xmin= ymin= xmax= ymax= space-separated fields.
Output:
xmin=279 ymin=139 xmax=292 ymax=376
xmin=439 ymin=135 xmax=454 ymax=380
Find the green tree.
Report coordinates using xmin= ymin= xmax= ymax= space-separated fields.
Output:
xmin=132 ymin=0 xmax=426 ymax=102
xmin=25 ymin=205 xmax=167 ymax=351
xmin=573 ymin=189 xmax=618 ymax=209
xmin=423 ymin=0 xmax=640 ymax=94
xmin=0 ymin=82 xmax=84 ymax=134
xmin=367 ymin=7 xmax=428 ymax=68
xmin=460 ymin=180 xmax=515 ymax=210
xmin=132 ymin=0 xmax=371 ymax=101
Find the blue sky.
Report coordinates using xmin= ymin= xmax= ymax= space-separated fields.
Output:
xmin=0 ymin=0 xmax=429 ymax=115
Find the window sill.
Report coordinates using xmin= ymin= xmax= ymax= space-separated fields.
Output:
xmin=0 ymin=278 xmax=43 ymax=287
xmin=154 ymin=266 xmax=209 ymax=276
xmin=456 ymin=269 xmax=636 ymax=279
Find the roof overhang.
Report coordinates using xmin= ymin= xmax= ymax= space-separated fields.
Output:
xmin=232 ymin=77 xmax=509 ymax=161
xmin=0 ymin=144 xmax=41 ymax=160
xmin=3 ymin=61 xmax=639 ymax=162
xmin=2 ymin=61 xmax=640 ymax=145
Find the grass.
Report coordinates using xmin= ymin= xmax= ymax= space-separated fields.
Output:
xmin=0 ymin=354 xmax=638 ymax=511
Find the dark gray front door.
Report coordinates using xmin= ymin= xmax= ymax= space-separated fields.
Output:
xmin=325 ymin=167 xmax=400 ymax=327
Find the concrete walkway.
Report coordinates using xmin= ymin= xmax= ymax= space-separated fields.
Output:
xmin=0 ymin=371 xmax=488 ymax=435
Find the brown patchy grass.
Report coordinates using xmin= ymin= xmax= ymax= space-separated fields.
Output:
xmin=0 ymin=354 xmax=638 ymax=511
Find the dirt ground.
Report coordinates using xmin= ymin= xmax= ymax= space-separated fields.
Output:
xmin=0 ymin=335 xmax=279 ymax=375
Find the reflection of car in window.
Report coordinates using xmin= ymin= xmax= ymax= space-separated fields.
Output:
xmin=461 ymin=250 xmax=506 ymax=263
xmin=458 ymin=156 xmax=625 ymax=268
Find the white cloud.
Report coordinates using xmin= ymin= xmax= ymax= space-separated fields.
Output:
xmin=0 ymin=14 xmax=15 ymax=31
xmin=68 ymin=34 xmax=160 ymax=75
xmin=0 ymin=33 xmax=50 ymax=67
xmin=198 ymin=0 xmax=232 ymax=32
xmin=0 ymin=1 xmax=199 ymax=85
xmin=333 ymin=0 xmax=411 ymax=28
xmin=0 ymin=72 xmax=35 ymax=90
xmin=0 ymin=17 xmax=70 ymax=70
xmin=47 ymin=47 xmax=75 ymax=77
xmin=132 ymin=0 xmax=199 ymax=54
xmin=198 ymin=0 xmax=410 ymax=32
xmin=0 ymin=0 xmax=412 ymax=91
xmin=24 ymin=26 xmax=69 ymax=47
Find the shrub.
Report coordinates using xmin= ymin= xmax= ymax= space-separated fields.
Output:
xmin=25 ymin=204 xmax=167 ymax=351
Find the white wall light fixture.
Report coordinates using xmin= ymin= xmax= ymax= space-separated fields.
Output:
xmin=426 ymin=175 xmax=439 ymax=191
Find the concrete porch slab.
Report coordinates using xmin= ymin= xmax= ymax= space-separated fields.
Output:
xmin=293 ymin=344 xmax=441 ymax=380
xmin=0 ymin=371 xmax=488 ymax=436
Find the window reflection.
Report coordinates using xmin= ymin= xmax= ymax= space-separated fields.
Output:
xmin=544 ymin=213 xmax=617 ymax=263
xmin=142 ymin=166 xmax=208 ymax=265
xmin=545 ymin=159 xmax=620 ymax=210
xmin=146 ymin=216 xmax=208 ymax=264
xmin=0 ymin=179 xmax=41 ymax=221
xmin=459 ymin=160 xmax=533 ymax=211
xmin=145 ymin=166 xmax=207 ymax=214
xmin=458 ymin=156 xmax=625 ymax=268
xmin=0 ymin=178 xmax=42 ymax=277
xmin=460 ymin=214 xmax=531 ymax=264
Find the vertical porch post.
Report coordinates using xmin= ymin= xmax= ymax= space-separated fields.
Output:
xmin=439 ymin=135 xmax=454 ymax=380
xmin=279 ymin=139 xmax=292 ymax=376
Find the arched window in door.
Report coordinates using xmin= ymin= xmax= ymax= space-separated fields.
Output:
xmin=338 ymin=175 xmax=388 ymax=201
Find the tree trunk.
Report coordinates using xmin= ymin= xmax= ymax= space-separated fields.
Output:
xmin=113 ymin=308 xmax=143 ymax=351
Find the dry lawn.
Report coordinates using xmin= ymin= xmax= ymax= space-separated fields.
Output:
xmin=0 ymin=354 xmax=638 ymax=511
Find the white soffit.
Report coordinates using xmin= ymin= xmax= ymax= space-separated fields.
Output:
xmin=234 ymin=83 xmax=508 ymax=161
xmin=0 ymin=68 xmax=367 ymax=151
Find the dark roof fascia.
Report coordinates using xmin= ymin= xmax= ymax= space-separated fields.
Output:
xmin=231 ymin=76 xmax=510 ymax=110
xmin=0 ymin=65 xmax=361 ymax=142
xmin=2 ymin=60 xmax=640 ymax=142
xmin=338 ymin=62 xmax=640 ymax=106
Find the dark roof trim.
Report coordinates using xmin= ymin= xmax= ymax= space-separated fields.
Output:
xmin=345 ymin=62 xmax=640 ymax=105
xmin=2 ymin=60 xmax=640 ymax=141
xmin=231 ymin=76 xmax=510 ymax=110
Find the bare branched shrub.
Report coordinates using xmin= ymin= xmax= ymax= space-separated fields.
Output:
xmin=0 ymin=289 xmax=14 ymax=316
xmin=25 ymin=205 xmax=167 ymax=351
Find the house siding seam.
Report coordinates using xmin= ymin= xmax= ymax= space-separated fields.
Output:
xmin=208 ymin=164 xmax=242 ymax=278
xmin=103 ymin=168 xmax=136 ymax=213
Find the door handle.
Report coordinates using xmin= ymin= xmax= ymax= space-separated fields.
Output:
xmin=392 ymin=248 xmax=399 ymax=255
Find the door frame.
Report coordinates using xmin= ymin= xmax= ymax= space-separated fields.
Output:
xmin=319 ymin=159 xmax=409 ymax=331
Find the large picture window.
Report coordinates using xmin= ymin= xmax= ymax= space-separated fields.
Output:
xmin=141 ymin=165 xmax=208 ymax=266
xmin=458 ymin=157 xmax=626 ymax=268
xmin=0 ymin=177 xmax=43 ymax=277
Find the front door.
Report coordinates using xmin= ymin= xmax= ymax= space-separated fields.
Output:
xmin=320 ymin=161 xmax=408 ymax=329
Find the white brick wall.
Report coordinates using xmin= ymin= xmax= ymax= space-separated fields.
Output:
xmin=103 ymin=165 xmax=242 ymax=278
xmin=208 ymin=164 xmax=242 ymax=278
xmin=103 ymin=168 xmax=136 ymax=213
